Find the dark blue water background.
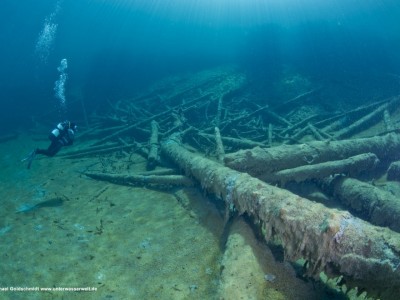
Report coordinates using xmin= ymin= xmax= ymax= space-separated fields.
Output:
xmin=1 ymin=0 xmax=399 ymax=131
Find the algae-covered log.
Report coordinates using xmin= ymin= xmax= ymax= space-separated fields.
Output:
xmin=333 ymin=101 xmax=392 ymax=139
xmin=60 ymin=142 xmax=119 ymax=156
xmin=383 ymin=109 xmax=394 ymax=132
xmin=387 ymin=161 xmax=400 ymax=181
xmin=270 ymin=153 xmax=379 ymax=184
xmin=161 ymin=134 xmax=400 ymax=293
xmin=85 ymin=172 xmax=193 ymax=187
xmin=214 ymin=127 xmax=225 ymax=162
xmin=326 ymin=176 xmax=400 ymax=232
xmin=224 ymin=133 xmax=400 ymax=179
xmin=199 ymin=132 xmax=265 ymax=149
xmin=61 ymin=143 xmax=145 ymax=159
xmin=147 ymin=120 xmax=159 ymax=170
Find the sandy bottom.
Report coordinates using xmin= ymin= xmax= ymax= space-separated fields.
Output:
xmin=0 ymin=134 xmax=322 ymax=300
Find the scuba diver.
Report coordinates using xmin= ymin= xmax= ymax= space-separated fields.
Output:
xmin=22 ymin=120 xmax=78 ymax=169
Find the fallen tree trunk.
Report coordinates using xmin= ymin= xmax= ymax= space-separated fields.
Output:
xmin=136 ymin=168 xmax=177 ymax=176
xmin=333 ymin=100 xmax=394 ymax=139
xmin=214 ymin=127 xmax=225 ymax=162
xmin=324 ymin=176 xmax=400 ymax=233
xmin=314 ymin=97 xmax=394 ymax=129
xmin=383 ymin=109 xmax=394 ymax=132
xmin=161 ymin=134 xmax=400 ymax=294
xmin=280 ymin=113 xmax=328 ymax=137
xmin=60 ymin=142 xmax=120 ymax=156
xmin=268 ymin=123 xmax=273 ymax=146
xmin=85 ymin=172 xmax=193 ymax=187
xmin=307 ymin=123 xmax=324 ymax=141
xmin=147 ymin=120 xmax=159 ymax=170
xmin=224 ymin=133 xmax=400 ymax=178
xmin=274 ymin=88 xmax=321 ymax=111
xmin=61 ymin=143 xmax=144 ymax=159
xmin=387 ymin=161 xmax=400 ymax=181
xmin=269 ymin=153 xmax=379 ymax=184
xmin=199 ymin=132 xmax=265 ymax=148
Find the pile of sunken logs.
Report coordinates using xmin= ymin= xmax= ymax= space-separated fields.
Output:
xmin=59 ymin=66 xmax=400 ymax=298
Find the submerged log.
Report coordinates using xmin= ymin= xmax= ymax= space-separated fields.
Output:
xmin=161 ymin=134 xmax=400 ymax=293
xmin=268 ymin=123 xmax=273 ymax=146
xmin=314 ymin=97 xmax=394 ymax=129
xmin=214 ymin=127 xmax=225 ymax=162
xmin=387 ymin=161 xmax=400 ymax=181
xmin=334 ymin=98 xmax=398 ymax=139
xmin=274 ymin=88 xmax=321 ymax=111
xmin=224 ymin=133 xmax=400 ymax=178
xmin=334 ymin=106 xmax=386 ymax=139
xmin=307 ymin=122 xmax=325 ymax=141
xmin=325 ymin=176 xmax=400 ymax=233
xmin=383 ymin=109 xmax=394 ymax=132
xmin=85 ymin=172 xmax=193 ymax=187
xmin=280 ymin=113 xmax=326 ymax=137
xmin=199 ymin=132 xmax=265 ymax=149
xmin=215 ymin=95 xmax=223 ymax=128
xmin=147 ymin=120 xmax=159 ymax=170
xmin=270 ymin=153 xmax=379 ymax=184
xmin=60 ymin=142 xmax=120 ymax=156
xmin=285 ymin=124 xmax=310 ymax=143
xmin=61 ymin=143 xmax=144 ymax=159
xmin=136 ymin=168 xmax=177 ymax=176
xmin=264 ymin=108 xmax=292 ymax=126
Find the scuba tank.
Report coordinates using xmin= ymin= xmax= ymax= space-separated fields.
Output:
xmin=49 ymin=122 xmax=66 ymax=141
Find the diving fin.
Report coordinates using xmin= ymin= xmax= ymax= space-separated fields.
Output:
xmin=21 ymin=149 xmax=37 ymax=169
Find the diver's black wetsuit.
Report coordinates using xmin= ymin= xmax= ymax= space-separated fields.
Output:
xmin=22 ymin=121 xmax=77 ymax=169
xmin=36 ymin=121 xmax=76 ymax=157
xmin=36 ymin=138 xmax=67 ymax=157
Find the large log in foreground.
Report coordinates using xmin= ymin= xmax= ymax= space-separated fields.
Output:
xmin=161 ymin=134 xmax=400 ymax=295
xmin=224 ymin=133 xmax=400 ymax=180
